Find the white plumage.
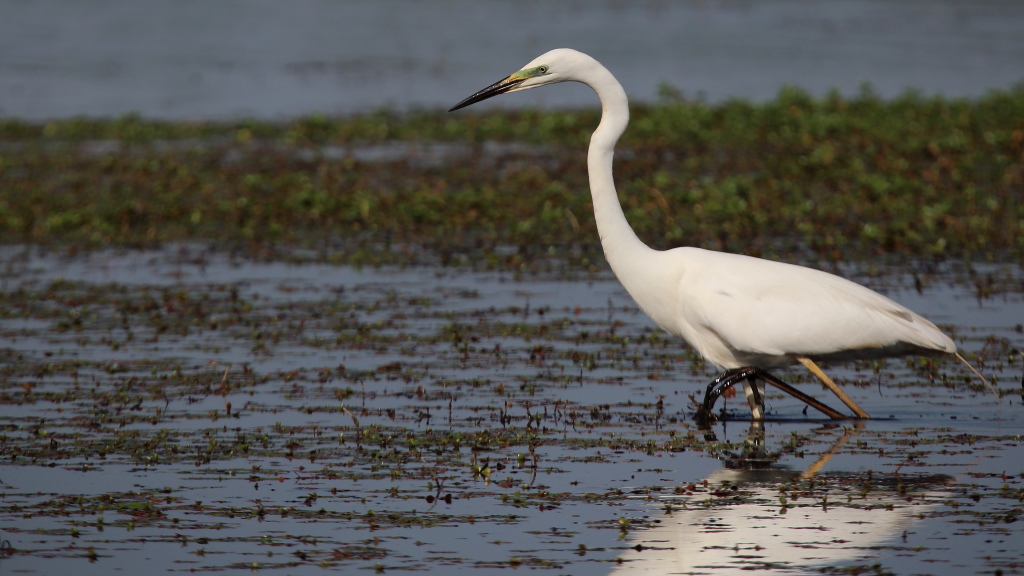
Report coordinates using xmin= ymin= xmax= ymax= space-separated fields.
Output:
xmin=451 ymin=48 xmax=976 ymax=419
xmin=643 ymin=247 xmax=955 ymax=370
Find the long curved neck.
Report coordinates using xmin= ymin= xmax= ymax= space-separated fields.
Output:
xmin=585 ymin=64 xmax=654 ymax=269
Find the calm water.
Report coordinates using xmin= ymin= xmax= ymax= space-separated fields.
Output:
xmin=0 ymin=246 xmax=1021 ymax=574
xmin=2 ymin=0 xmax=1023 ymax=119
xmin=2 ymin=2 xmax=1023 ymax=572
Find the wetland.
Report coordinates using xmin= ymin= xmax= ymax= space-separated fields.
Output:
xmin=1 ymin=90 xmax=1024 ymax=574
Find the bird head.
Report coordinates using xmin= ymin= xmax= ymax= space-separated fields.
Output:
xmin=449 ymin=48 xmax=588 ymax=111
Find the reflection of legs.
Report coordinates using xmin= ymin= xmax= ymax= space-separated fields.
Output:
xmin=742 ymin=420 xmax=765 ymax=457
xmin=701 ymin=367 xmax=847 ymax=420
xmin=798 ymin=422 xmax=865 ymax=480
xmin=708 ymin=419 xmax=864 ymax=469
xmin=722 ymin=421 xmax=776 ymax=468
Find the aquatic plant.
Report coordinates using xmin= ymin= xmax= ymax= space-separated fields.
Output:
xmin=1 ymin=84 xmax=1021 ymax=268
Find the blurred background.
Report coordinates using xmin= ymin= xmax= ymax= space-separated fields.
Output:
xmin=2 ymin=0 xmax=1023 ymax=120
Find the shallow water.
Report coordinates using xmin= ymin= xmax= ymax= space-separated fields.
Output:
xmin=0 ymin=246 xmax=1022 ymax=574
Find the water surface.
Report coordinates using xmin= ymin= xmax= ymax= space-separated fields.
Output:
xmin=0 ymin=246 xmax=1021 ymax=574
xmin=3 ymin=0 xmax=1023 ymax=119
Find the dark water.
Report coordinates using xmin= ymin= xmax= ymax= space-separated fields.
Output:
xmin=2 ymin=0 xmax=1023 ymax=119
xmin=0 ymin=246 xmax=1021 ymax=574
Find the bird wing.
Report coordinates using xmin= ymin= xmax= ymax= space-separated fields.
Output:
xmin=675 ymin=248 xmax=955 ymax=368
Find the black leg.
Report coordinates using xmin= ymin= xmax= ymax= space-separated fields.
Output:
xmin=699 ymin=367 xmax=847 ymax=420
xmin=700 ymin=367 xmax=760 ymax=415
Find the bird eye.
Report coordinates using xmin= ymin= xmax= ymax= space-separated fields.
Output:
xmin=538 ymin=66 xmax=549 ymax=74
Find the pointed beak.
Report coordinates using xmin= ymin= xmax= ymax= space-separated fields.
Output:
xmin=449 ymin=74 xmax=527 ymax=112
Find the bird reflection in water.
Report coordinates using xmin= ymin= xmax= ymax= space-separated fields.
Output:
xmin=609 ymin=425 xmax=952 ymax=574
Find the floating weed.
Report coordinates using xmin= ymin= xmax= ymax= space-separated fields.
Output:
xmin=0 ymin=250 xmax=1021 ymax=573
xmin=2 ymin=87 xmax=1024 ymax=267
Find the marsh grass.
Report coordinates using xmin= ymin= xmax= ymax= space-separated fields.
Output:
xmin=1 ymin=84 xmax=1022 ymax=268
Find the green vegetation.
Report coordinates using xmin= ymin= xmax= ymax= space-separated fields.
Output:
xmin=1 ymin=84 xmax=1022 ymax=267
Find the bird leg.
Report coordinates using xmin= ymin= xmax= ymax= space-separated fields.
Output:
xmin=795 ymin=357 xmax=871 ymax=419
xmin=700 ymin=367 xmax=846 ymax=420
xmin=741 ymin=377 xmax=766 ymax=420
xmin=700 ymin=368 xmax=755 ymax=419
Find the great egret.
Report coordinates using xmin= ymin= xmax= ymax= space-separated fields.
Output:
xmin=450 ymin=48 xmax=989 ymax=420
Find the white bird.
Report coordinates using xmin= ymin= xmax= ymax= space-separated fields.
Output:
xmin=450 ymin=48 xmax=989 ymax=420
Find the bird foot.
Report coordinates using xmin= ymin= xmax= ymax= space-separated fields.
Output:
xmin=698 ymin=367 xmax=848 ymax=421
